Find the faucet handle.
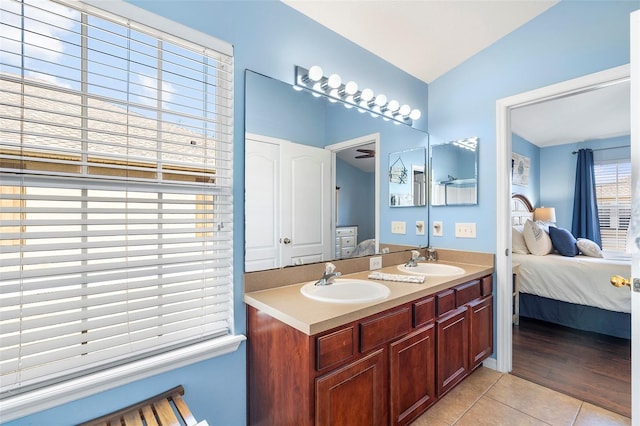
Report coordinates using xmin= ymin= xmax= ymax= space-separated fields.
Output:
xmin=411 ymin=250 xmax=420 ymax=260
xmin=325 ymin=262 xmax=336 ymax=274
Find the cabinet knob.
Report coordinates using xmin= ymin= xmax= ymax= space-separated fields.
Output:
xmin=281 ymin=237 xmax=291 ymax=244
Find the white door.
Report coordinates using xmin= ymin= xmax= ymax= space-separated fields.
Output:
xmin=245 ymin=134 xmax=332 ymax=271
xmin=245 ymin=137 xmax=280 ymax=272
xmin=280 ymin=141 xmax=332 ymax=266
xmin=630 ymin=9 xmax=639 ymax=420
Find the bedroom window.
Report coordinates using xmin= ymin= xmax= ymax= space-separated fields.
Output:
xmin=594 ymin=159 xmax=631 ymax=251
xmin=0 ymin=0 xmax=234 ymax=399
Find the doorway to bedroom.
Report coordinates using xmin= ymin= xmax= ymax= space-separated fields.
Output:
xmin=496 ymin=64 xmax=632 ymax=418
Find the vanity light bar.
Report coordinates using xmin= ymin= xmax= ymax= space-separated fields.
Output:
xmin=294 ymin=65 xmax=421 ymax=126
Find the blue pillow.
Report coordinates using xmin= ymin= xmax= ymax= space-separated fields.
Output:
xmin=548 ymin=226 xmax=578 ymax=257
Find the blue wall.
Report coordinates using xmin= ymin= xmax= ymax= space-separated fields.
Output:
xmin=428 ymin=0 xmax=635 ymax=252
xmin=336 ymin=158 xmax=375 ymax=241
xmin=4 ymin=1 xmax=427 ymax=425
xmin=512 ymin=134 xmax=541 ymax=206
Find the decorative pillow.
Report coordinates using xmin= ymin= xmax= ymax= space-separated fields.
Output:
xmin=512 ymin=225 xmax=529 ymax=254
xmin=548 ymin=227 xmax=578 ymax=257
xmin=577 ymin=238 xmax=603 ymax=258
xmin=522 ymin=219 xmax=553 ymax=255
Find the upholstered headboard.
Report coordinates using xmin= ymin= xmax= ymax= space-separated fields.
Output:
xmin=512 ymin=193 xmax=534 ymax=225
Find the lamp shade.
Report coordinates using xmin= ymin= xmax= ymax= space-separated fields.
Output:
xmin=534 ymin=207 xmax=556 ymax=223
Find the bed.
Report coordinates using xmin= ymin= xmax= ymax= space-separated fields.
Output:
xmin=511 ymin=194 xmax=631 ymax=339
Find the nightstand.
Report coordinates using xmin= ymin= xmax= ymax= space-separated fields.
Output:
xmin=335 ymin=226 xmax=357 ymax=259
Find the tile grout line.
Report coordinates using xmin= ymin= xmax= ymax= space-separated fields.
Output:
xmin=450 ymin=373 xmax=505 ymax=425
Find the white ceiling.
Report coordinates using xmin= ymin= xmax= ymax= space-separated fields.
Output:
xmin=337 ymin=142 xmax=376 ymax=173
xmin=510 ymin=80 xmax=630 ymax=147
xmin=284 ymin=0 xmax=630 ymax=150
xmin=283 ymin=0 xmax=558 ymax=84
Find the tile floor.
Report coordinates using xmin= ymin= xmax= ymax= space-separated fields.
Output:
xmin=412 ymin=367 xmax=631 ymax=425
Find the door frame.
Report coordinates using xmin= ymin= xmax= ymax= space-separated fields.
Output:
xmin=494 ymin=64 xmax=630 ymax=373
xmin=326 ymin=132 xmax=381 ymax=254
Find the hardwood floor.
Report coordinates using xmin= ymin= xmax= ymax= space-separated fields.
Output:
xmin=511 ymin=317 xmax=631 ymax=418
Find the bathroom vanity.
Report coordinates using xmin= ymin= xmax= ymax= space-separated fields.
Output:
xmin=244 ymin=255 xmax=493 ymax=426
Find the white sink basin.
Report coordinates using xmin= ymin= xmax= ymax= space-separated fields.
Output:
xmin=300 ymin=279 xmax=390 ymax=304
xmin=397 ymin=263 xmax=465 ymax=276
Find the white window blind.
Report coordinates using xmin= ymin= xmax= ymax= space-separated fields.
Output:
xmin=0 ymin=0 xmax=234 ymax=396
xmin=594 ymin=159 xmax=631 ymax=251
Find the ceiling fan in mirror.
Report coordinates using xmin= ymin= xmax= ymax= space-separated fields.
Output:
xmin=355 ymin=148 xmax=375 ymax=159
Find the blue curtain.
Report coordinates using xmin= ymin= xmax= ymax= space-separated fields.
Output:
xmin=571 ymin=149 xmax=601 ymax=246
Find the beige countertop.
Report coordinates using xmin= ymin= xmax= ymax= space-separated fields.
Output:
xmin=244 ymin=260 xmax=493 ymax=336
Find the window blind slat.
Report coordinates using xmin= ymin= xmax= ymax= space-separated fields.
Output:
xmin=0 ymin=0 xmax=233 ymax=396
xmin=594 ymin=159 xmax=631 ymax=251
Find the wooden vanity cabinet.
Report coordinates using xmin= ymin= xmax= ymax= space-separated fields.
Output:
xmin=316 ymin=348 xmax=387 ymax=426
xmin=389 ymin=323 xmax=436 ymax=426
xmin=247 ymin=274 xmax=493 ymax=426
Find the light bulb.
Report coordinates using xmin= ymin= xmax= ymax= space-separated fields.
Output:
xmin=360 ymin=88 xmax=374 ymax=102
xmin=327 ymin=74 xmax=341 ymax=89
xmin=409 ymin=109 xmax=421 ymax=120
xmin=399 ymin=104 xmax=411 ymax=116
xmin=374 ymin=94 xmax=387 ymax=107
xmin=308 ymin=65 xmax=323 ymax=82
xmin=344 ymin=81 xmax=358 ymax=95
xmin=311 ymin=82 xmax=322 ymax=97
xmin=345 ymin=95 xmax=356 ymax=104
xmin=387 ymin=100 xmax=399 ymax=112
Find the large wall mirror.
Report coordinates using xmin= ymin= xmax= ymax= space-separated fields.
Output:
xmin=244 ymin=70 xmax=429 ymax=272
xmin=430 ymin=137 xmax=478 ymax=206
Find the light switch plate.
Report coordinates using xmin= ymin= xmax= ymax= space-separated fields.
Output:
xmin=369 ymin=256 xmax=382 ymax=270
xmin=455 ymin=222 xmax=476 ymax=238
xmin=391 ymin=221 xmax=406 ymax=234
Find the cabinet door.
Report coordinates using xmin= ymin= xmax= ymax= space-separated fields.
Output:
xmin=316 ymin=348 xmax=387 ymax=426
xmin=469 ymin=295 xmax=493 ymax=369
xmin=389 ymin=324 xmax=436 ymax=426
xmin=436 ymin=306 xmax=469 ymax=397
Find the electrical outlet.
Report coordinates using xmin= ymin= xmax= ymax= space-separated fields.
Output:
xmin=369 ymin=256 xmax=382 ymax=270
xmin=391 ymin=221 xmax=406 ymax=234
xmin=455 ymin=222 xmax=477 ymax=238
xmin=432 ymin=221 xmax=443 ymax=236
xmin=416 ymin=221 xmax=425 ymax=235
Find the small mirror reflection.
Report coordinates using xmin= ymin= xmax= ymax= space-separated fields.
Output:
xmin=389 ymin=147 xmax=426 ymax=207
xmin=430 ymin=137 xmax=478 ymax=206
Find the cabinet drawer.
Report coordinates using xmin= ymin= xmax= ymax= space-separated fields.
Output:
xmin=481 ymin=275 xmax=492 ymax=296
xmin=360 ymin=307 xmax=412 ymax=353
xmin=340 ymin=236 xmax=356 ymax=247
xmin=455 ymin=280 xmax=481 ymax=307
xmin=436 ymin=289 xmax=455 ymax=317
xmin=413 ymin=296 xmax=435 ymax=328
xmin=341 ymin=248 xmax=354 ymax=257
xmin=336 ymin=227 xmax=356 ymax=236
xmin=316 ymin=326 xmax=355 ymax=371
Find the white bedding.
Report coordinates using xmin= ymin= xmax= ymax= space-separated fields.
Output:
xmin=513 ymin=253 xmax=631 ymax=313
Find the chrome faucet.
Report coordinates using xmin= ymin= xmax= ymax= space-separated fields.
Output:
xmin=315 ymin=262 xmax=341 ymax=286
xmin=404 ymin=250 xmax=426 ymax=267
xmin=426 ymin=247 xmax=437 ymax=262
